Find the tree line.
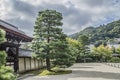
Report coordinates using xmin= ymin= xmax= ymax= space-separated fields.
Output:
xmin=70 ymin=20 xmax=120 ymax=45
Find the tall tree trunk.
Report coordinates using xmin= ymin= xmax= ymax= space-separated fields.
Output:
xmin=46 ymin=25 xmax=51 ymax=71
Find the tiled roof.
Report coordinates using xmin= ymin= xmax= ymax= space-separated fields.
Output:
xmin=0 ymin=19 xmax=25 ymax=35
xmin=0 ymin=19 xmax=32 ymax=41
xmin=19 ymin=48 xmax=32 ymax=57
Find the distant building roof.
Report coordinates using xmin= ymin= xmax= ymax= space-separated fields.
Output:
xmin=19 ymin=48 xmax=32 ymax=57
xmin=112 ymin=54 xmax=120 ymax=57
xmin=107 ymin=44 xmax=119 ymax=48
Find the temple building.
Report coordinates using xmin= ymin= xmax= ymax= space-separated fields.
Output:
xmin=0 ymin=20 xmax=45 ymax=73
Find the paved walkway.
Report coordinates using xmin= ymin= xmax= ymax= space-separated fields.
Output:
xmin=19 ymin=63 xmax=120 ymax=80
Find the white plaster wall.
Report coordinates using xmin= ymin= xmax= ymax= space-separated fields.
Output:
xmin=31 ymin=58 xmax=35 ymax=69
xmin=26 ymin=58 xmax=30 ymax=70
xmin=19 ymin=58 xmax=25 ymax=72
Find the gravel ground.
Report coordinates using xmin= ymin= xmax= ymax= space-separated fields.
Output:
xmin=18 ymin=63 xmax=120 ymax=80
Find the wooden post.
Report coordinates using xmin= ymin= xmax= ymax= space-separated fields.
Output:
xmin=38 ymin=60 xmax=39 ymax=69
xmin=41 ymin=59 xmax=43 ymax=67
xmin=30 ymin=58 xmax=31 ymax=70
xmin=14 ymin=46 xmax=19 ymax=73
xmin=24 ymin=57 xmax=26 ymax=71
xmin=34 ymin=58 xmax=36 ymax=69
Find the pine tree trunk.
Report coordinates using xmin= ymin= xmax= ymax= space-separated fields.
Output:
xmin=46 ymin=25 xmax=51 ymax=71
xmin=46 ymin=56 xmax=51 ymax=71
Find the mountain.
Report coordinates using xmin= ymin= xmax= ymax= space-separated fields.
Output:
xmin=69 ymin=20 xmax=120 ymax=44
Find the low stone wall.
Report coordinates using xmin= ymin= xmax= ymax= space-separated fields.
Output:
xmin=19 ymin=57 xmax=46 ymax=73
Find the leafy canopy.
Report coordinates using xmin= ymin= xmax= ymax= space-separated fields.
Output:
xmin=92 ymin=45 xmax=112 ymax=62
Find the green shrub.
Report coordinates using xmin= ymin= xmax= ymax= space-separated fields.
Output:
xmin=110 ymin=57 xmax=120 ymax=63
xmin=0 ymin=51 xmax=7 ymax=66
xmin=0 ymin=29 xmax=16 ymax=80
xmin=0 ymin=66 xmax=16 ymax=80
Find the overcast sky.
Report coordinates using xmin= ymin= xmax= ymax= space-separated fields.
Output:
xmin=0 ymin=0 xmax=120 ymax=36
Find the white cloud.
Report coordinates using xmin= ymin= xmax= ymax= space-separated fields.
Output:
xmin=0 ymin=0 xmax=120 ymax=36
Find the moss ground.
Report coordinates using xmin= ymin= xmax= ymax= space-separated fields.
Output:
xmin=19 ymin=67 xmax=72 ymax=77
xmin=39 ymin=67 xmax=72 ymax=76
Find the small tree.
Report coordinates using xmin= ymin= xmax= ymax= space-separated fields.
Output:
xmin=78 ymin=35 xmax=89 ymax=46
xmin=92 ymin=45 xmax=112 ymax=62
xmin=0 ymin=29 xmax=16 ymax=80
xmin=116 ymin=46 xmax=120 ymax=54
xmin=78 ymin=35 xmax=90 ymax=62
xmin=67 ymin=38 xmax=82 ymax=62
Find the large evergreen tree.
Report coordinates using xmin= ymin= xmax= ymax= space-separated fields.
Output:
xmin=32 ymin=9 xmax=69 ymax=70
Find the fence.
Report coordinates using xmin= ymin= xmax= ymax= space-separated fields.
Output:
xmin=19 ymin=57 xmax=46 ymax=73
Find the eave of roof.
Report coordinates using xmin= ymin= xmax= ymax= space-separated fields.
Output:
xmin=0 ymin=19 xmax=32 ymax=42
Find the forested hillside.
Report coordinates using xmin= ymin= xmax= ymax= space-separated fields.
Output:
xmin=70 ymin=20 xmax=120 ymax=44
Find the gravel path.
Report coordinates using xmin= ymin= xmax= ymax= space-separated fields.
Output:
xmin=18 ymin=63 xmax=120 ymax=80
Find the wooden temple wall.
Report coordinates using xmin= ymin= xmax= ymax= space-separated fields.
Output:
xmin=18 ymin=57 xmax=46 ymax=73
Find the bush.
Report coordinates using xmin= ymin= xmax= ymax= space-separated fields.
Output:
xmin=0 ymin=51 xmax=7 ymax=66
xmin=53 ymin=52 xmax=75 ymax=68
xmin=109 ymin=57 xmax=120 ymax=63
xmin=0 ymin=29 xmax=16 ymax=80
xmin=0 ymin=66 xmax=16 ymax=80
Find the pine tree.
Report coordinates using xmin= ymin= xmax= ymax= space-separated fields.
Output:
xmin=0 ymin=29 xmax=16 ymax=80
xmin=32 ymin=9 xmax=65 ymax=70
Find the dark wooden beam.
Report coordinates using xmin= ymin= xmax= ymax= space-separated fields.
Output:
xmin=14 ymin=46 xmax=19 ymax=73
